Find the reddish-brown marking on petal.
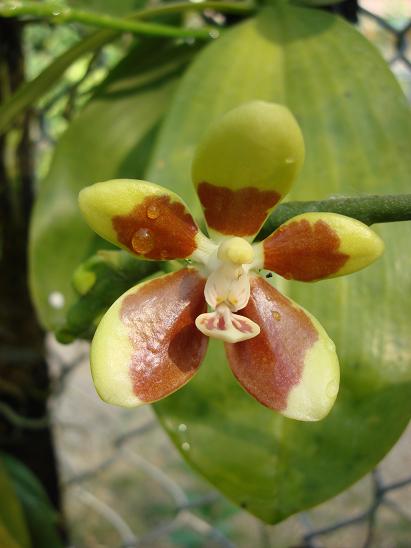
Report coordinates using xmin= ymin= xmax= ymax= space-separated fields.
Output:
xmin=197 ymin=182 xmax=280 ymax=236
xmin=263 ymin=219 xmax=349 ymax=281
xmin=232 ymin=317 xmax=253 ymax=333
xmin=217 ymin=316 xmax=226 ymax=330
xmin=120 ymin=269 xmax=208 ymax=402
xmin=225 ymin=276 xmax=318 ymax=411
xmin=112 ymin=195 xmax=198 ymax=260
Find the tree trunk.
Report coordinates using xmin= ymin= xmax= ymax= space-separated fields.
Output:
xmin=0 ymin=17 xmax=62 ymax=515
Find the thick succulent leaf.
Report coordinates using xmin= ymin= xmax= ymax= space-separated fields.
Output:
xmin=1 ymin=453 xmax=62 ymax=548
xmin=259 ymin=212 xmax=384 ymax=281
xmin=0 ymin=522 xmax=20 ymax=548
xmin=91 ymin=269 xmax=207 ymax=406
xmin=29 ymin=41 xmax=195 ymax=330
xmin=150 ymin=4 xmax=411 ymax=522
xmin=0 ymin=459 xmax=31 ymax=548
xmin=191 ymin=101 xmax=304 ymax=241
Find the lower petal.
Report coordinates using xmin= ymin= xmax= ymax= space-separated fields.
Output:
xmin=225 ymin=275 xmax=339 ymax=421
xmin=91 ymin=268 xmax=208 ymax=406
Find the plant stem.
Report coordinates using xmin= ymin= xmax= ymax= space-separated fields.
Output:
xmin=0 ymin=0 xmax=255 ymax=134
xmin=259 ymin=194 xmax=411 ymax=238
xmin=0 ymin=0 xmax=224 ymax=39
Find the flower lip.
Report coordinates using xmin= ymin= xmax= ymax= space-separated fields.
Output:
xmin=195 ymin=235 xmax=258 ymax=343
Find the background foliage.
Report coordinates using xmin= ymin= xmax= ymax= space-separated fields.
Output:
xmin=0 ymin=0 xmax=410 ymax=545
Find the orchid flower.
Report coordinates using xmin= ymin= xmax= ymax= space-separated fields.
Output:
xmin=79 ymin=101 xmax=384 ymax=421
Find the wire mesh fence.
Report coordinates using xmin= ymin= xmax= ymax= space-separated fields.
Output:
xmin=48 ymin=337 xmax=411 ymax=548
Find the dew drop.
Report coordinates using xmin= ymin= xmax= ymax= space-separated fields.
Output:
xmin=272 ymin=311 xmax=281 ymax=321
xmin=209 ymin=29 xmax=220 ymax=39
xmin=285 ymin=157 xmax=295 ymax=164
xmin=48 ymin=291 xmax=65 ymax=309
xmin=181 ymin=442 xmax=191 ymax=451
xmin=178 ymin=423 xmax=188 ymax=432
xmin=326 ymin=380 xmax=339 ymax=398
xmin=132 ymin=228 xmax=155 ymax=254
xmin=146 ymin=203 xmax=160 ymax=220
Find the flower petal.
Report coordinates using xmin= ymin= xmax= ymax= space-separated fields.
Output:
xmin=225 ymin=275 xmax=339 ymax=421
xmin=91 ymin=268 xmax=208 ymax=406
xmin=191 ymin=101 xmax=305 ymax=241
xmin=79 ymin=179 xmax=208 ymax=260
xmin=259 ymin=212 xmax=384 ymax=281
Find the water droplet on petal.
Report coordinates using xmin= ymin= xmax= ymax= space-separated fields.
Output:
xmin=178 ymin=423 xmax=188 ymax=432
xmin=326 ymin=380 xmax=339 ymax=398
xmin=146 ymin=203 xmax=160 ymax=219
xmin=181 ymin=442 xmax=191 ymax=451
xmin=272 ymin=311 xmax=281 ymax=321
xmin=132 ymin=228 xmax=154 ymax=254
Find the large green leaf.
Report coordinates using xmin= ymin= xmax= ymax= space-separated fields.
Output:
xmin=1 ymin=453 xmax=62 ymax=548
xmin=148 ymin=4 xmax=411 ymax=522
xmin=30 ymin=41 xmax=196 ymax=330
xmin=0 ymin=459 xmax=31 ymax=548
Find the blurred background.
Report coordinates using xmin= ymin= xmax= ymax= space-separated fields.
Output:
xmin=1 ymin=0 xmax=410 ymax=546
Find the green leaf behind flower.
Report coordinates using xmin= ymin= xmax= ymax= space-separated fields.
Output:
xmin=149 ymin=3 xmax=411 ymax=522
xmin=0 ymin=459 xmax=31 ymax=548
xmin=29 ymin=40 xmax=196 ymax=330
xmin=1 ymin=453 xmax=62 ymax=548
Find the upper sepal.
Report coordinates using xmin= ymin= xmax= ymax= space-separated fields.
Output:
xmin=79 ymin=179 xmax=203 ymax=260
xmin=259 ymin=212 xmax=384 ymax=281
xmin=191 ymin=101 xmax=305 ymax=241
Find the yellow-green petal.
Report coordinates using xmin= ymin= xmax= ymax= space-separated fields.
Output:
xmin=260 ymin=212 xmax=384 ymax=281
xmin=191 ymin=101 xmax=305 ymax=241
xmin=79 ymin=179 xmax=205 ymax=260
xmin=225 ymin=275 xmax=339 ymax=421
xmin=91 ymin=269 xmax=208 ymax=407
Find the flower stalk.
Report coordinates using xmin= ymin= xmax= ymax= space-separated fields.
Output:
xmin=259 ymin=193 xmax=411 ymax=239
xmin=0 ymin=0 xmax=225 ymax=40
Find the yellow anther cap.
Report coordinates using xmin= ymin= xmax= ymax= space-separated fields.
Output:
xmin=217 ymin=237 xmax=254 ymax=265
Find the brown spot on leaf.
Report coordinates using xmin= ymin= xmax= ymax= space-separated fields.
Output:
xmin=263 ymin=218 xmax=349 ymax=281
xmin=112 ymin=195 xmax=198 ymax=260
xmin=121 ymin=269 xmax=208 ymax=402
xmin=197 ymin=182 xmax=280 ymax=237
xmin=225 ymin=276 xmax=318 ymax=411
